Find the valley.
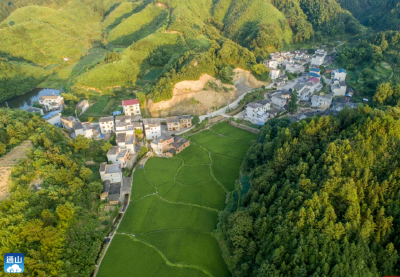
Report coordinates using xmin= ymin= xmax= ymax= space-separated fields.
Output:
xmin=96 ymin=122 xmax=256 ymax=277
xmin=2 ymin=0 xmax=400 ymax=276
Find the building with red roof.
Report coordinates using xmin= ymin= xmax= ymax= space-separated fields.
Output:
xmin=307 ymin=77 xmax=320 ymax=84
xmin=122 ymin=99 xmax=141 ymax=116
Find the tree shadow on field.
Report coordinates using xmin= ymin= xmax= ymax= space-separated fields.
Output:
xmin=104 ymin=1 xmax=151 ymax=33
xmin=108 ymin=10 xmax=169 ymax=47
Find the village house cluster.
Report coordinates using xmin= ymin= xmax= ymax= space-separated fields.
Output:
xmin=245 ymin=47 xmax=355 ymax=125
xmin=263 ymin=50 xmax=311 ymax=85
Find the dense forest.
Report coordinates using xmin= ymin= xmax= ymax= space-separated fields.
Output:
xmin=0 ymin=109 xmax=115 ymax=276
xmin=337 ymin=0 xmax=400 ymax=29
xmin=219 ymin=106 xmax=400 ymax=276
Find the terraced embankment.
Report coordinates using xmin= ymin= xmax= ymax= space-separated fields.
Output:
xmin=97 ymin=122 xmax=257 ymax=277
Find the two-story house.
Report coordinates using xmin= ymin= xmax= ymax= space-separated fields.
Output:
xmin=100 ymin=163 xmax=122 ymax=183
xmin=269 ymin=69 xmax=281 ymax=80
xmin=99 ymin=116 xmax=114 ymax=134
xmin=259 ymin=99 xmax=271 ymax=111
xmin=331 ymin=68 xmax=347 ymax=81
xmin=271 ymin=91 xmax=291 ymax=108
xmin=143 ymin=118 xmax=161 ymax=140
xmin=38 ymin=95 xmax=64 ymax=111
xmin=263 ymin=59 xmax=278 ymax=69
xmin=331 ymin=79 xmax=347 ymax=96
xmin=180 ymin=115 xmax=192 ymax=128
xmin=246 ymin=102 xmax=268 ymax=123
xmin=106 ymin=146 xmax=130 ymax=168
xmin=311 ymin=49 xmax=327 ymax=66
xmin=73 ymin=121 xmax=94 ymax=139
xmin=286 ymin=62 xmax=304 ymax=74
xmin=166 ymin=116 xmax=180 ymax=131
xmin=311 ymin=95 xmax=333 ymax=109
xmin=122 ymin=99 xmax=141 ymax=116
xmin=61 ymin=116 xmax=79 ymax=130
xmin=150 ymin=135 xmax=175 ymax=155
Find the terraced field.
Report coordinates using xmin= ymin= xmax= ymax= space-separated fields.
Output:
xmin=97 ymin=122 xmax=257 ymax=277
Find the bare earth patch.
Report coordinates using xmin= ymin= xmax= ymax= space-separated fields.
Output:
xmin=146 ymin=69 xmax=267 ymax=117
xmin=0 ymin=140 xmax=33 ymax=200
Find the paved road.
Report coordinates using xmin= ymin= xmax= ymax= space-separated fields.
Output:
xmin=198 ymin=83 xmax=276 ymax=123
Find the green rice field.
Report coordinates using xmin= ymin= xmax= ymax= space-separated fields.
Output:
xmin=97 ymin=121 xmax=257 ymax=277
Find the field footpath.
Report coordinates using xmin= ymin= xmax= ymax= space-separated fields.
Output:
xmin=96 ymin=122 xmax=257 ymax=277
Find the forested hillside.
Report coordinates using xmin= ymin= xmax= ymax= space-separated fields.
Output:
xmin=0 ymin=0 xmax=363 ymax=104
xmin=0 ymin=109 xmax=114 ymax=276
xmin=336 ymin=0 xmax=400 ymax=29
xmin=0 ymin=58 xmax=49 ymax=103
xmin=219 ymin=107 xmax=400 ymax=276
xmin=336 ymin=30 xmax=400 ymax=97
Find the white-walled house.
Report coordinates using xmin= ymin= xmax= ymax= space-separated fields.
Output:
xmin=311 ymin=95 xmax=333 ymax=109
xmin=99 ymin=116 xmax=114 ymax=134
xmin=331 ymin=80 xmax=347 ymax=96
xmin=143 ymin=118 xmax=161 ymax=140
xmin=106 ymin=146 xmax=130 ymax=168
xmin=311 ymin=49 xmax=327 ymax=66
xmin=122 ymin=99 xmax=141 ymax=116
xmin=246 ymin=102 xmax=268 ymax=123
xmin=115 ymin=115 xmax=142 ymax=135
xmin=271 ymin=91 xmax=290 ymax=108
xmin=263 ymin=59 xmax=278 ymax=69
xmin=286 ymin=62 xmax=304 ymax=74
xmin=116 ymin=133 xmax=135 ymax=154
xmin=259 ymin=99 xmax=271 ymax=111
xmin=38 ymin=95 xmax=64 ymax=111
xmin=331 ymin=69 xmax=347 ymax=81
xmin=270 ymin=69 xmax=280 ymax=80
xmin=100 ymin=163 xmax=122 ymax=183
xmin=73 ymin=122 xmax=94 ymax=139
xmin=43 ymin=111 xmax=61 ymax=126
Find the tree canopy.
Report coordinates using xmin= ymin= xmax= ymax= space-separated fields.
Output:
xmin=219 ymin=106 xmax=400 ymax=276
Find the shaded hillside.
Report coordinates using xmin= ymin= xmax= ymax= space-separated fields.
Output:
xmin=336 ymin=0 xmax=400 ymax=29
xmin=0 ymin=58 xmax=49 ymax=103
xmin=0 ymin=0 xmax=365 ymax=104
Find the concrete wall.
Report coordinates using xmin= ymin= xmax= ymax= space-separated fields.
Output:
xmin=229 ymin=121 xmax=260 ymax=134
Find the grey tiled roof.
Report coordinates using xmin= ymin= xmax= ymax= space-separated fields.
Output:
xmin=152 ymin=135 xmax=173 ymax=144
xmin=73 ymin=122 xmax=83 ymax=131
xmin=25 ymin=107 xmax=42 ymax=113
xmin=166 ymin=116 xmax=180 ymax=123
xmin=103 ymin=180 xmax=111 ymax=193
xmin=100 ymin=162 xmax=106 ymax=172
xmin=107 ymin=146 xmax=120 ymax=156
xmin=125 ymin=135 xmax=134 ymax=145
xmin=117 ymin=133 xmax=126 ymax=144
xmin=99 ymin=116 xmax=114 ymax=123
xmin=105 ymin=164 xmax=121 ymax=174
xmin=247 ymin=102 xmax=263 ymax=109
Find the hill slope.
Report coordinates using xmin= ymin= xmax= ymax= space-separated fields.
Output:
xmin=219 ymin=107 xmax=400 ymax=276
xmin=0 ymin=0 xmax=364 ymax=104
